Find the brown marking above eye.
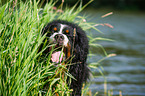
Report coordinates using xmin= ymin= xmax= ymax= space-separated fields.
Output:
xmin=65 ymin=30 xmax=69 ymax=33
xmin=53 ymin=27 xmax=57 ymax=31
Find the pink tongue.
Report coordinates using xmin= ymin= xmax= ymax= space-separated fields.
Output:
xmin=51 ymin=51 xmax=63 ymax=63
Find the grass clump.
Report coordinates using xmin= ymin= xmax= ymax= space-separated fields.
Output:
xmin=0 ymin=0 xmax=114 ymax=96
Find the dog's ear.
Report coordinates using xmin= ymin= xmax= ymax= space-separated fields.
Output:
xmin=41 ymin=22 xmax=52 ymax=36
xmin=74 ymin=28 xmax=88 ymax=62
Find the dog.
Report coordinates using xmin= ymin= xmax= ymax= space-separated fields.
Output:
xmin=40 ymin=20 xmax=89 ymax=96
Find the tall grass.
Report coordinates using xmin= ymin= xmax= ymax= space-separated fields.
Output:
xmin=0 ymin=0 xmax=114 ymax=96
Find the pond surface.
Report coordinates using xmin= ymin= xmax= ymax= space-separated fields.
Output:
xmin=82 ymin=9 xmax=145 ymax=96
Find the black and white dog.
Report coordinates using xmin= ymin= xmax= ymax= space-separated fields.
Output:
xmin=41 ymin=20 xmax=89 ymax=96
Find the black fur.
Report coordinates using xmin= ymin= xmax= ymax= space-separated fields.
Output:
xmin=41 ymin=20 xmax=89 ymax=96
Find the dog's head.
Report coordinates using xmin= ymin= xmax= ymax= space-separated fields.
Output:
xmin=46 ymin=21 xmax=76 ymax=47
xmin=41 ymin=20 xmax=88 ymax=63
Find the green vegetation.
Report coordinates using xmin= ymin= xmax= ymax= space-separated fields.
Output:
xmin=0 ymin=0 xmax=115 ymax=96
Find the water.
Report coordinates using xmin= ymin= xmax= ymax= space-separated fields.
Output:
xmin=82 ymin=9 xmax=145 ymax=96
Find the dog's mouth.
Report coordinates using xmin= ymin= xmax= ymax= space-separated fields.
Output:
xmin=51 ymin=51 xmax=64 ymax=63
xmin=49 ymin=44 xmax=64 ymax=63
xmin=49 ymin=43 xmax=71 ymax=63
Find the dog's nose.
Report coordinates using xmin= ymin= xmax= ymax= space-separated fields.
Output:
xmin=54 ymin=34 xmax=64 ymax=41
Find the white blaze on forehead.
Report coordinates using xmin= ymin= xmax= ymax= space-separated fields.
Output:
xmin=49 ymin=24 xmax=69 ymax=47
xmin=58 ymin=24 xmax=67 ymax=34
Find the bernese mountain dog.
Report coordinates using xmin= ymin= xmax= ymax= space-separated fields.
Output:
xmin=40 ymin=20 xmax=89 ymax=96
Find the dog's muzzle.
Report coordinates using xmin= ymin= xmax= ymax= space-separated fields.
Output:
xmin=54 ymin=34 xmax=64 ymax=46
xmin=49 ymin=33 xmax=69 ymax=47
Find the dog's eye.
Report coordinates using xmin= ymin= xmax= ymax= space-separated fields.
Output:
xmin=63 ymin=28 xmax=70 ymax=34
xmin=53 ymin=27 xmax=57 ymax=31
xmin=65 ymin=30 xmax=69 ymax=33
xmin=49 ymin=24 xmax=60 ymax=33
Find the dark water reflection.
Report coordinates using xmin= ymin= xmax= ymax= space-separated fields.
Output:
xmin=82 ymin=9 xmax=145 ymax=96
